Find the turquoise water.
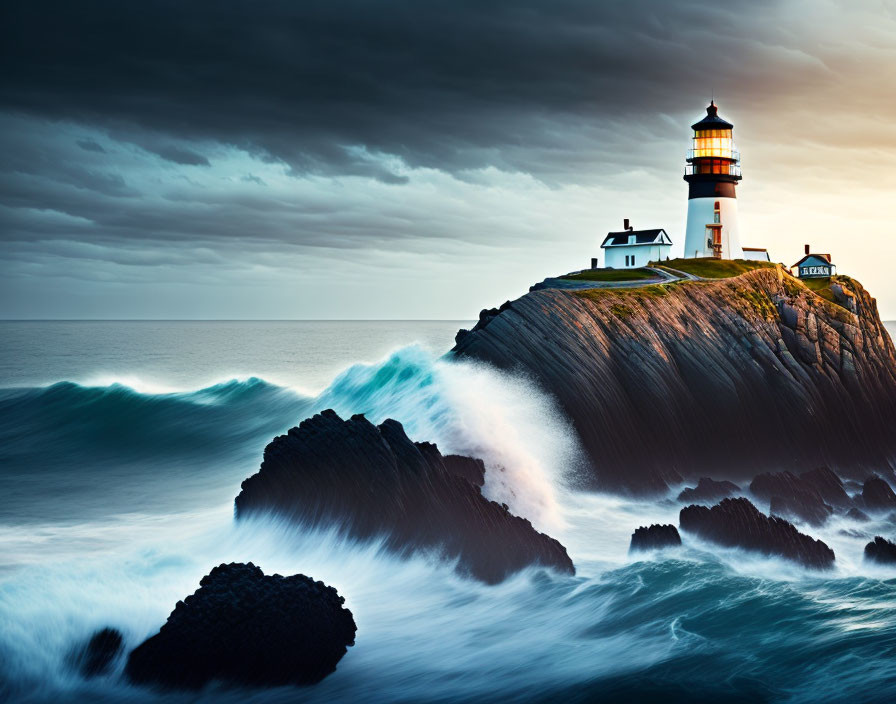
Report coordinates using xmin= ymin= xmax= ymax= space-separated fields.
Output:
xmin=1 ymin=321 xmax=895 ymax=703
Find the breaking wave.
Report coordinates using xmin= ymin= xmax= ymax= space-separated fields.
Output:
xmin=2 ymin=345 xmax=896 ymax=702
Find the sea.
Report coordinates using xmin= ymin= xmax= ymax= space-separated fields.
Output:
xmin=1 ymin=320 xmax=896 ymax=703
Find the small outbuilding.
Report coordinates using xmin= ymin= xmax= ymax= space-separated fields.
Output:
xmin=792 ymin=244 xmax=836 ymax=279
xmin=742 ymin=247 xmax=771 ymax=262
xmin=600 ymin=219 xmax=672 ymax=269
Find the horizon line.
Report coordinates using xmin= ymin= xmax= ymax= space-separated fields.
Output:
xmin=0 ymin=318 xmax=476 ymax=323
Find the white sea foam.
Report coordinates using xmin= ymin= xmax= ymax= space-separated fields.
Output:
xmin=3 ymin=335 xmax=896 ymax=702
xmin=315 ymin=345 xmax=585 ymax=532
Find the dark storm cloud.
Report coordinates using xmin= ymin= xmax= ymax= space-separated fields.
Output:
xmin=2 ymin=0 xmax=896 ymax=318
xmin=1 ymin=0 xmax=805 ymax=182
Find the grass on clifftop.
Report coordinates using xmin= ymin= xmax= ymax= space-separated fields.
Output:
xmin=799 ymin=276 xmax=837 ymax=303
xmin=561 ymin=267 xmax=656 ymax=282
xmin=657 ymin=258 xmax=778 ymax=279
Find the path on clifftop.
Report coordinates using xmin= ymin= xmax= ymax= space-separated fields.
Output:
xmin=531 ymin=266 xmax=697 ymax=293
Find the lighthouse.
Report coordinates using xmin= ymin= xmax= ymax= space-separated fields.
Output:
xmin=683 ymin=101 xmax=743 ymax=260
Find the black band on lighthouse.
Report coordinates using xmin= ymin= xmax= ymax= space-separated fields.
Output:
xmin=688 ymin=180 xmax=737 ymax=200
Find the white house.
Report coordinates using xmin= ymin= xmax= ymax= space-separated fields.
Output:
xmin=792 ymin=245 xmax=836 ymax=278
xmin=600 ymin=220 xmax=672 ymax=269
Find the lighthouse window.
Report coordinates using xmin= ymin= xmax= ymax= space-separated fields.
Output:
xmin=692 ymin=130 xmax=733 ymax=158
xmin=713 ymin=201 xmax=721 ymax=223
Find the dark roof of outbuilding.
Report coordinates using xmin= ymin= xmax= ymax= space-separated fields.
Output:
xmin=691 ymin=101 xmax=734 ymax=131
xmin=791 ymin=253 xmax=833 ymax=268
xmin=601 ymin=229 xmax=669 ymax=247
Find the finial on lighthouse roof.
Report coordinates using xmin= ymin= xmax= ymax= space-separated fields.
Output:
xmin=691 ymin=99 xmax=733 ymax=131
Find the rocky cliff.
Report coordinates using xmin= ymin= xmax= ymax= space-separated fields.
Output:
xmin=453 ymin=269 xmax=896 ymax=494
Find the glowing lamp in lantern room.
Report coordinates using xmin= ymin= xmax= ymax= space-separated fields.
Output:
xmin=683 ymin=101 xmax=744 ymax=260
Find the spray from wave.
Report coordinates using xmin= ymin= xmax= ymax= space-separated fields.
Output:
xmin=315 ymin=345 xmax=584 ymax=531
xmin=2 ymin=344 xmax=896 ymax=703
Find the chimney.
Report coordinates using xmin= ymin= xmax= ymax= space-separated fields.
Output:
xmin=805 ymin=244 xmax=810 ymax=255
xmin=624 ymin=218 xmax=632 ymax=231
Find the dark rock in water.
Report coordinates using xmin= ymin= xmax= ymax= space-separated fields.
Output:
xmin=846 ymin=507 xmax=871 ymax=522
xmin=441 ymin=453 xmax=486 ymax=487
xmin=768 ymin=494 xmax=831 ymax=528
xmin=72 ymin=627 xmax=123 ymax=677
xmin=235 ymin=410 xmax=574 ymax=584
xmin=451 ymin=269 xmax=896 ymax=494
xmin=679 ymin=497 xmax=835 ymax=568
xmin=864 ymin=536 xmax=896 ymax=564
xmin=862 ymin=476 xmax=896 ymax=511
xmin=750 ymin=471 xmax=835 ymax=527
xmin=629 ymin=524 xmax=681 ymax=552
xmin=799 ymin=467 xmax=853 ymax=508
xmin=677 ymin=477 xmax=740 ymax=504
xmin=126 ymin=562 xmax=356 ymax=690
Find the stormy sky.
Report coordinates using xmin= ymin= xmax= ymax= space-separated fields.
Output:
xmin=2 ymin=0 xmax=896 ymax=319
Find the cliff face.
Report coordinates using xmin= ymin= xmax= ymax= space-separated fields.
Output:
xmin=452 ymin=269 xmax=896 ymax=494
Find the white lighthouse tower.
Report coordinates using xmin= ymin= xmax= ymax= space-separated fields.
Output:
xmin=683 ymin=101 xmax=743 ymax=259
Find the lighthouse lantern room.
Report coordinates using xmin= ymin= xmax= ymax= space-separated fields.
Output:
xmin=683 ymin=101 xmax=744 ymax=260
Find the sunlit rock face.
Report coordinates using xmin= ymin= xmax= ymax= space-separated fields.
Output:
xmin=453 ymin=269 xmax=896 ymax=494
xmin=234 ymin=410 xmax=574 ymax=584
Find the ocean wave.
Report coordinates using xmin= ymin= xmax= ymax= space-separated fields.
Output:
xmin=3 ymin=512 xmax=896 ymax=704
xmin=313 ymin=344 xmax=584 ymax=531
xmin=0 ymin=377 xmax=310 ymax=465
xmin=0 ymin=378 xmax=313 ymax=525
xmin=4 ymin=345 xmax=896 ymax=702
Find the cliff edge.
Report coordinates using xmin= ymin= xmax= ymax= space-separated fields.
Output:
xmin=452 ymin=268 xmax=896 ymax=494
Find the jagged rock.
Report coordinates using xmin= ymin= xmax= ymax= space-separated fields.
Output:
xmin=831 ymin=283 xmax=858 ymax=314
xmin=679 ymin=497 xmax=835 ymax=568
xmin=71 ymin=627 xmax=123 ymax=677
xmin=235 ymin=410 xmax=574 ymax=584
xmin=126 ymin=563 xmax=356 ymax=690
xmin=767 ymin=494 xmax=832 ymax=527
xmin=864 ymin=537 xmax=896 ymax=564
xmin=677 ymin=477 xmax=740 ymax=503
xmin=441 ymin=453 xmax=486 ymax=487
xmin=629 ymin=524 xmax=681 ymax=552
xmin=862 ymin=476 xmax=896 ymax=511
xmin=799 ymin=467 xmax=853 ymax=508
xmin=750 ymin=471 xmax=834 ymax=527
xmin=452 ymin=269 xmax=896 ymax=494
xmin=846 ymin=507 xmax=871 ymax=522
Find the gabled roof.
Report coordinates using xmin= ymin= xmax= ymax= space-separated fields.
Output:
xmin=600 ymin=228 xmax=671 ymax=248
xmin=791 ymin=253 xmax=833 ymax=268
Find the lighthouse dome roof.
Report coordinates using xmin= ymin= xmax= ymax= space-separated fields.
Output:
xmin=691 ymin=100 xmax=734 ymax=131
